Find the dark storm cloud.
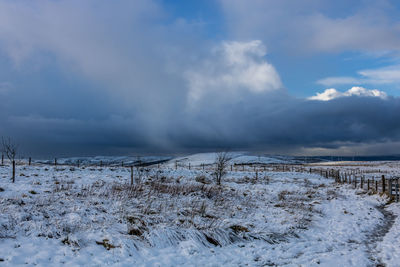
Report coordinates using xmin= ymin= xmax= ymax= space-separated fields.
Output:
xmin=172 ymin=94 xmax=400 ymax=151
xmin=4 ymin=88 xmax=400 ymax=157
xmin=0 ymin=0 xmax=400 ymax=157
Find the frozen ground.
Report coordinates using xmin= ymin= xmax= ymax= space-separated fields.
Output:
xmin=0 ymin=153 xmax=399 ymax=266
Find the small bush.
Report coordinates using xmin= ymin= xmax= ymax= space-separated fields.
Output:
xmin=195 ymin=175 xmax=211 ymax=184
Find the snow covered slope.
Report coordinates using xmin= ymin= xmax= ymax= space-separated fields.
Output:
xmin=165 ymin=152 xmax=296 ymax=167
xmin=0 ymin=155 xmax=399 ymax=266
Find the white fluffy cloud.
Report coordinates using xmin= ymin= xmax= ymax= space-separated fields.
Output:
xmin=309 ymin=86 xmax=387 ymax=101
xmin=185 ymin=40 xmax=282 ymax=105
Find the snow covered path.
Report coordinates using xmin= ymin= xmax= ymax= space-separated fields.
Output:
xmin=365 ymin=203 xmax=396 ymax=266
xmin=375 ymin=204 xmax=400 ymax=266
xmin=0 ymin=159 xmax=399 ymax=266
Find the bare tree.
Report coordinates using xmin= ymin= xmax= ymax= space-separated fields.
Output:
xmin=213 ymin=151 xmax=231 ymax=185
xmin=2 ymin=137 xmax=18 ymax=183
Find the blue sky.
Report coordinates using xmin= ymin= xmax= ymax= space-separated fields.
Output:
xmin=1 ymin=0 xmax=400 ymax=156
xmin=160 ymin=0 xmax=400 ymax=97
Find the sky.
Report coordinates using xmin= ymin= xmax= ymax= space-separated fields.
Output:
xmin=1 ymin=0 xmax=400 ymax=157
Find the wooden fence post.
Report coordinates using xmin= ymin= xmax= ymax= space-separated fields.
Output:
xmin=1 ymin=154 xmax=3 ymax=165
xmin=376 ymin=180 xmax=378 ymax=192
xmin=368 ymin=179 xmax=370 ymax=190
xmin=29 ymin=157 xmax=31 ymax=166
xmin=382 ymin=175 xmax=386 ymax=194
xmin=12 ymin=160 xmax=15 ymax=183
xmin=130 ymin=166 xmax=134 ymax=186
xmin=55 ymin=158 xmax=57 ymax=166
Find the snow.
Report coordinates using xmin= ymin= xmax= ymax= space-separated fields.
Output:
xmin=376 ymin=204 xmax=400 ymax=265
xmin=166 ymin=152 xmax=295 ymax=168
xmin=0 ymin=154 xmax=399 ymax=266
xmin=35 ymin=156 xmax=172 ymax=167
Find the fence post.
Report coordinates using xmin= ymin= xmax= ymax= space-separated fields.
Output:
xmin=189 ymin=163 xmax=191 ymax=170
xmin=368 ymin=179 xmax=370 ymax=190
xmin=1 ymin=154 xmax=3 ymax=165
xmin=388 ymin=179 xmax=392 ymax=198
xmin=54 ymin=158 xmax=57 ymax=166
xmin=382 ymin=175 xmax=386 ymax=194
xmin=77 ymin=160 xmax=80 ymax=168
xmin=29 ymin=157 xmax=31 ymax=166
xmin=12 ymin=160 xmax=15 ymax=183
xmin=130 ymin=166 xmax=134 ymax=186
xmin=376 ymin=180 xmax=378 ymax=192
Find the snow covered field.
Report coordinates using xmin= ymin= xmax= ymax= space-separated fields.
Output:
xmin=0 ymin=153 xmax=399 ymax=266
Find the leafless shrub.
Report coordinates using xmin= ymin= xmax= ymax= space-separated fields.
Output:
xmin=195 ymin=175 xmax=211 ymax=184
xmin=1 ymin=137 xmax=17 ymax=162
xmin=135 ymin=165 xmax=145 ymax=184
xmin=1 ymin=137 xmax=18 ymax=183
xmin=213 ymin=152 xmax=231 ymax=185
